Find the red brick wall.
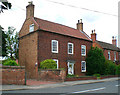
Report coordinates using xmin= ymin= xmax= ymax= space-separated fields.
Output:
xmin=38 ymin=31 xmax=92 ymax=76
xmin=2 ymin=66 xmax=25 ymax=85
xmin=103 ymin=49 xmax=119 ymax=62
xmin=19 ymin=32 xmax=38 ymax=79
xmin=38 ymin=69 xmax=66 ymax=82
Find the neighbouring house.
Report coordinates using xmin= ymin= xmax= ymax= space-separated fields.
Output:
xmin=19 ymin=2 xmax=92 ymax=79
xmin=91 ymin=30 xmax=120 ymax=64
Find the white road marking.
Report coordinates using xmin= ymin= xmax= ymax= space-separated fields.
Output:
xmin=71 ymin=87 xmax=106 ymax=93
xmin=115 ymin=85 xmax=120 ymax=87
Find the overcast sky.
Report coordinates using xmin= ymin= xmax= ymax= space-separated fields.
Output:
xmin=0 ymin=0 xmax=120 ymax=46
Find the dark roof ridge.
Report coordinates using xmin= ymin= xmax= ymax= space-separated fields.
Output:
xmin=96 ymin=40 xmax=114 ymax=46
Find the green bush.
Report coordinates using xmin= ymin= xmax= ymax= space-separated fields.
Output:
xmin=2 ymin=58 xmax=11 ymax=64
xmin=3 ymin=60 xmax=19 ymax=66
xmin=104 ymin=60 xmax=116 ymax=75
xmin=40 ymin=59 xmax=57 ymax=69
xmin=86 ymin=47 xmax=106 ymax=75
xmin=93 ymin=74 xmax=101 ymax=77
xmin=66 ymin=74 xmax=76 ymax=78
xmin=116 ymin=64 xmax=120 ymax=75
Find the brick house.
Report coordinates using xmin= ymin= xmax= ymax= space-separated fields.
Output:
xmin=19 ymin=2 xmax=92 ymax=79
xmin=91 ymin=30 xmax=120 ymax=64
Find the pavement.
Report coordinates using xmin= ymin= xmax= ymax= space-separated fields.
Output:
xmin=1 ymin=77 xmax=120 ymax=91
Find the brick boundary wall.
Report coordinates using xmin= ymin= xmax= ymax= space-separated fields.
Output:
xmin=38 ymin=69 xmax=66 ymax=82
xmin=1 ymin=66 xmax=26 ymax=85
xmin=65 ymin=75 xmax=118 ymax=81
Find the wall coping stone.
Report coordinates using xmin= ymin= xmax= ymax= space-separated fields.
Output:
xmin=1 ymin=66 xmax=25 ymax=69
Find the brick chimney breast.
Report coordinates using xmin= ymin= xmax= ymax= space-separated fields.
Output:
xmin=112 ymin=36 xmax=117 ymax=46
xmin=76 ymin=19 xmax=83 ymax=31
xmin=91 ymin=29 xmax=97 ymax=42
xmin=26 ymin=1 xmax=34 ymax=19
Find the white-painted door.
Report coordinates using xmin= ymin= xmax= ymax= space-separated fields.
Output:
xmin=68 ymin=62 xmax=74 ymax=75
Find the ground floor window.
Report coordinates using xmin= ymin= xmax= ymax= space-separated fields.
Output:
xmin=81 ymin=61 xmax=86 ymax=72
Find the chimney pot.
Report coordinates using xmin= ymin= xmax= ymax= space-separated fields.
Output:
xmin=80 ymin=19 xmax=82 ymax=23
xmin=92 ymin=30 xmax=93 ymax=34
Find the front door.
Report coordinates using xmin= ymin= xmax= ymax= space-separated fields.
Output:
xmin=68 ymin=62 xmax=74 ymax=75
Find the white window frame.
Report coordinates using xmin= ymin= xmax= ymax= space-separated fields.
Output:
xmin=81 ymin=45 xmax=86 ymax=56
xmin=68 ymin=43 xmax=74 ymax=54
xmin=108 ymin=51 xmax=111 ymax=60
xmin=29 ymin=24 xmax=34 ymax=32
xmin=81 ymin=61 xmax=86 ymax=72
xmin=51 ymin=40 xmax=58 ymax=53
xmin=114 ymin=51 xmax=116 ymax=61
xmin=53 ymin=59 xmax=59 ymax=69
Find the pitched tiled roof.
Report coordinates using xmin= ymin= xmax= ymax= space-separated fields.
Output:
xmin=34 ymin=17 xmax=91 ymax=41
xmin=96 ymin=41 xmax=119 ymax=51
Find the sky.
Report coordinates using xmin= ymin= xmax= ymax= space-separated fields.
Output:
xmin=0 ymin=0 xmax=120 ymax=46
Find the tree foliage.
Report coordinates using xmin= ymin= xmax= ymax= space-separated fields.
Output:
xmin=0 ymin=25 xmax=7 ymax=57
xmin=40 ymin=59 xmax=57 ymax=69
xmin=0 ymin=1 xmax=12 ymax=13
xmin=116 ymin=64 xmax=120 ymax=75
xmin=104 ymin=60 xmax=116 ymax=75
xmin=86 ymin=47 xmax=106 ymax=75
xmin=5 ymin=27 xmax=19 ymax=60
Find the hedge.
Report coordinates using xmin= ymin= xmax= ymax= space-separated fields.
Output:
xmin=40 ymin=59 xmax=57 ymax=69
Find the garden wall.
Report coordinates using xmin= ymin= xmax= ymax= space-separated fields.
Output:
xmin=1 ymin=66 xmax=26 ymax=85
xmin=38 ymin=69 xmax=66 ymax=82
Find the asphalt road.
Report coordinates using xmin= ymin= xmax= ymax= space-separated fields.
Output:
xmin=2 ymin=80 xmax=120 ymax=95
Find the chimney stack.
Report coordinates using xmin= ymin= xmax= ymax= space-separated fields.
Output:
xmin=91 ymin=29 xmax=97 ymax=42
xmin=112 ymin=36 xmax=117 ymax=46
xmin=76 ymin=19 xmax=83 ymax=31
xmin=26 ymin=1 xmax=34 ymax=19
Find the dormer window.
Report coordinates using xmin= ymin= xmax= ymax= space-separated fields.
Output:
xmin=29 ymin=24 xmax=34 ymax=32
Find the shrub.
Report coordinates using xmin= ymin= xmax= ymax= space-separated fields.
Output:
xmin=3 ymin=60 xmax=19 ymax=66
xmin=116 ymin=64 xmax=120 ymax=75
xmin=104 ymin=60 xmax=116 ymax=75
xmin=66 ymin=74 xmax=76 ymax=78
xmin=40 ymin=59 xmax=57 ymax=69
xmin=93 ymin=74 xmax=101 ymax=77
xmin=86 ymin=47 xmax=106 ymax=75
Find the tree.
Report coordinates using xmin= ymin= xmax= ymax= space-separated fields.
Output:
xmin=0 ymin=25 xmax=7 ymax=57
xmin=5 ymin=27 xmax=19 ymax=60
xmin=0 ymin=1 xmax=12 ymax=13
xmin=86 ymin=47 xmax=106 ymax=75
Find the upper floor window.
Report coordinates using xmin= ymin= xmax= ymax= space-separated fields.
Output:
xmin=114 ymin=51 xmax=116 ymax=61
xmin=81 ymin=61 xmax=86 ymax=72
xmin=29 ymin=24 xmax=34 ymax=32
xmin=81 ymin=45 xmax=86 ymax=56
xmin=108 ymin=51 xmax=111 ymax=60
xmin=53 ymin=59 xmax=59 ymax=69
xmin=51 ymin=40 xmax=58 ymax=53
xmin=68 ymin=43 xmax=74 ymax=54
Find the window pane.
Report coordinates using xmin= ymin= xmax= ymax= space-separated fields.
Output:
xmin=81 ymin=45 xmax=86 ymax=56
xmin=52 ymin=40 xmax=58 ymax=53
xmin=29 ymin=24 xmax=34 ymax=32
xmin=81 ymin=61 xmax=86 ymax=72
xmin=68 ymin=43 xmax=73 ymax=54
